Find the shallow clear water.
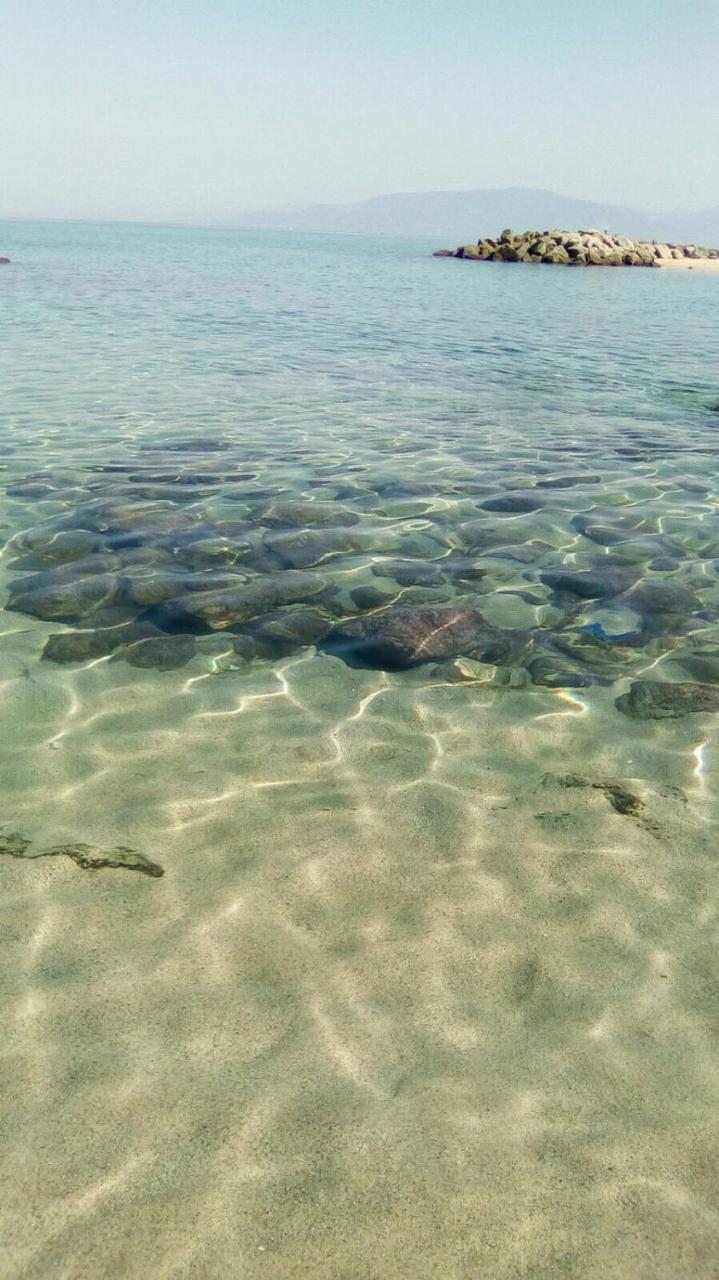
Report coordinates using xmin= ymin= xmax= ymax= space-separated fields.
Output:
xmin=2 ymin=221 xmax=719 ymax=1278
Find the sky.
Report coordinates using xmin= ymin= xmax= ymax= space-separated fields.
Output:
xmin=1 ymin=0 xmax=718 ymax=224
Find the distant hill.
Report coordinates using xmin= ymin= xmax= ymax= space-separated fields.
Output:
xmin=238 ymin=187 xmax=719 ymax=246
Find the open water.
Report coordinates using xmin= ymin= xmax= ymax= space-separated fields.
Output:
xmin=1 ymin=220 xmax=719 ymax=1278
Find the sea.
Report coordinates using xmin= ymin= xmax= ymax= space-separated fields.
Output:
xmin=1 ymin=219 xmax=719 ymax=1278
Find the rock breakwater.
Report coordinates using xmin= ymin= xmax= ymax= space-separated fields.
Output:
xmin=434 ymin=228 xmax=719 ymax=266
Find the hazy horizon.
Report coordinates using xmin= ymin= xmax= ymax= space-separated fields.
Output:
xmin=2 ymin=0 xmax=718 ymax=224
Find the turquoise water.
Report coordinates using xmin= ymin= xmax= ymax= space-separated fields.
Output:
xmin=2 ymin=221 xmax=719 ymax=1278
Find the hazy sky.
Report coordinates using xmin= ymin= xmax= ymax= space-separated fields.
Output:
xmin=2 ymin=0 xmax=718 ymax=223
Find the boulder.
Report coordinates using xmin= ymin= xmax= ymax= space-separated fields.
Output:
xmin=616 ymin=680 xmax=719 ymax=720
xmin=320 ymin=605 xmax=522 ymax=670
xmin=540 ymin=568 xmax=634 ymax=599
xmin=481 ymin=491 xmax=544 ymax=514
xmin=154 ymin=572 xmax=330 ymax=632
xmin=258 ymin=500 xmax=360 ymax=528
xmin=7 ymin=572 xmax=119 ymax=623
xmin=42 ymin=621 xmax=161 ymax=663
xmin=371 ymin=559 xmax=444 ymax=587
xmin=261 ymin=527 xmax=359 ymax=569
xmin=111 ymin=635 xmax=196 ymax=670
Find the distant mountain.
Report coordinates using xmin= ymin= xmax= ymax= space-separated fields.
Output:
xmin=238 ymin=187 xmax=719 ymax=246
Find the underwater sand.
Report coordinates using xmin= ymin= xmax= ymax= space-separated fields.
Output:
xmin=1 ymin=221 xmax=719 ymax=1278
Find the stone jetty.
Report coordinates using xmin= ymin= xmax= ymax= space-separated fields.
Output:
xmin=433 ymin=228 xmax=719 ymax=267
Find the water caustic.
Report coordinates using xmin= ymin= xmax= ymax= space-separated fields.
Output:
xmin=1 ymin=223 xmax=719 ymax=1277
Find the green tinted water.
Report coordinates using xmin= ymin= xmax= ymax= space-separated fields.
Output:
xmin=1 ymin=222 xmax=718 ymax=1278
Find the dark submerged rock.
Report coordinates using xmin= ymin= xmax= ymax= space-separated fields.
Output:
xmin=258 ymin=500 xmax=360 ymax=528
xmin=540 ymin=568 xmax=634 ymax=599
xmin=527 ymin=656 xmax=606 ymax=689
xmin=616 ymin=680 xmax=719 ymax=719
xmin=140 ymin=438 xmax=229 ymax=453
xmin=572 ymin=510 xmax=647 ymax=546
xmin=42 ymin=622 xmax=161 ymax=664
xmin=349 ymin=585 xmax=396 ymax=611
xmin=261 ymin=527 xmax=359 ymax=569
xmin=623 ymin=580 xmax=699 ymax=617
xmin=371 ymin=559 xmax=444 ymax=588
xmin=536 ymin=474 xmax=601 ymax=489
xmin=153 ymin=572 xmax=331 ymax=632
xmin=240 ymin=609 xmax=332 ymax=657
xmin=111 ymin=635 xmax=196 ymax=670
xmin=7 ymin=529 xmax=104 ymax=570
xmin=481 ymin=492 xmax=544 ymax=514
xmin=7 ymin=572 xmax=119 ymax=623
xmin=320 ymin=606 xmax=521 ymax=670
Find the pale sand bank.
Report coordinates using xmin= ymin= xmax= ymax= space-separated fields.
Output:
xmin=657 ymin=257 xmax=719 ymax=271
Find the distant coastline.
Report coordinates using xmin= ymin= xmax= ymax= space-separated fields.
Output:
xmin=433 ymin=227 xmax=719 ymax=268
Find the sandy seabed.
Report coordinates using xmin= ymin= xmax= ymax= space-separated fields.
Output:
xmin=2 ymin=608 xmax=719 ymax=1280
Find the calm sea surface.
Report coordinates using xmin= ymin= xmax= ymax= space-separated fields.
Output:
xmin=2 ymin=221 xmax=719 ymax=1277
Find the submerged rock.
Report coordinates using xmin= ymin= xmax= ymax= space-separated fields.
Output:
xmin=42 ymin=621 xmax=161 ymax=663
xmin=140 ymin=438 xmax=229 ymax=453
xmin=540 ymin=568 xmax=634 ymax=599
xmin=7 ymin=529 xmax=103 ymax=570
xmin=350 ymin=585 xmax=396 ymax=610
xmin=527 ymin=656 xmax=606 ymax=689
xmin=7 ymin=572 xmax=119 ymax=622
xmin=623 ymin=580 xmax=699 ymax=617
xmin=616 ymin=680 xmax=719 ymax=719
xmin=572 ymin=510 xmax=647 ymax=546
xmin=154 ymin=572 xmax=331 ymax=632
xmin=258 ymin=499 xmax=360 ymax=528
xmin=262 ymin=527 xmax=359 ymax=569
xmin=536 ymin=474 xmax=601 ymax=489
xmin=581 ymin=605 xmax=644 ymax=644
xmin=111 ymin=635 xmax=196 ymax=670
xmin=240 ymin=608 xmax=332 ymax=657
xmin=481 ymin=492 xmax=544 ymax=514
xmin=321 ymin=606 xmax=521 ymax=670
xmin=371 ymin=559 xmax=444 ymax=587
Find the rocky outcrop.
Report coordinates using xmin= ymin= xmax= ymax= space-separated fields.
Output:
xmin=434 ymin=227 xmax=719 ymax=266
